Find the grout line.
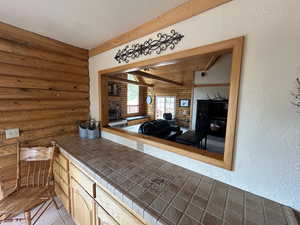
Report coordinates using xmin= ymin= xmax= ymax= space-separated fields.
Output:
xmin=200 ymin=179 xmax=216 ymax=224
xmin=181 ymin=175 xmax=204 ymax=222
xmin=243 ymin=192 xmax=246 ymax=225
xmin=222 ymin=186 xmax=230 ymax=225
xmin=157 ymin=176 xmax=189 ymax=225
xmin=261 ymin=197 xmax=268 ymax=225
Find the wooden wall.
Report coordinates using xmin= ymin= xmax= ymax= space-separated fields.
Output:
xmin=107 ymin=77 xmax=147 ymax=119
xmin=147 ymin=86 xmax=193 ymax=128
xmin=0 ymin=22 xmax=89 ymax=147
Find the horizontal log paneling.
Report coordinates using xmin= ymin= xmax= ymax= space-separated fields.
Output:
xmin=3 ymin=124 xmax=77 ymax=145
xmin=0 ymin=23 xmax=89 ymax=147
xmin=0 ymin=51 xmax=88 ymax=75
xmin=0 ymin=87 xmax=89 ymax=100
xmin=23 ymin=132 xmax=77 ymax=147
xmin=0 ymin=75 xmax=89 ymax=92
xmin=0 ymin=22 xmax=88 ymax=60
xmin=0 ymin=39 xmax=87 ymax=67
xmin=0 ymin=100 xmax=89 ymax=112
xmin=0 ymin=63 xmax=88 ymax=84
xmin=2 ymin=119 xmax=86 ymax=135
xmin=0 ymin=108 xmax=88 ymax=123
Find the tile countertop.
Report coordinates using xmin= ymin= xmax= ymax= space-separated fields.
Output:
xmin=54 ymin=136 xmax=298 ymax=225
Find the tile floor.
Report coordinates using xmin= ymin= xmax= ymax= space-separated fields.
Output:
xmin=1 ymin=198 xmax=75 ymax=225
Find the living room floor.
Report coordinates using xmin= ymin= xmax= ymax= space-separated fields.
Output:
xmin=121 ymin=124 xmax=225 ymax=154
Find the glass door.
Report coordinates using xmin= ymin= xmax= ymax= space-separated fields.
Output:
xmin=155 ymin=96 xmax=176 ymax=119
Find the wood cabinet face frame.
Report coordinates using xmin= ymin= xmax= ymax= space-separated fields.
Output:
xmin=98 ymin=37 xmax=244 ymax=170
xmin=70 ymin=178 xmax=96 ymax=225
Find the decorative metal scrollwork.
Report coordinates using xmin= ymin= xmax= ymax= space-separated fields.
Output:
xmin=292 ymin=77 xmax=300 ymax=112
xmin=114 ymin=29 xmax=184 ymax=63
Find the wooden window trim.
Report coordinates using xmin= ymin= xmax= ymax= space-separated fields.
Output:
xmin=99 ymin=36 xmax=244 ymax=170
xmin=155 ymin=96 xmax=176 ymax=120
xmin=127 ymin=81 xmax=140 ymax=114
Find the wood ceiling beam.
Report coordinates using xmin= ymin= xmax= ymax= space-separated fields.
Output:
xmin=130 ymin=70 xmax=183 ymax=86
xmin=203 ymin=55 xmax=220 ymax=71
xmin=107 ymin=75 xmax=154 ymax=87
xmin=136 ymin=76 xmax=146 ymax=84
xmin=89 ymin=0 xmax=232 ymax=57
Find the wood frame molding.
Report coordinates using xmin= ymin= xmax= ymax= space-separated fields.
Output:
xmin=98 ymin=36 xmax=244 ymax=170
xmin=89 ymin=0 xmax=232 ymax=57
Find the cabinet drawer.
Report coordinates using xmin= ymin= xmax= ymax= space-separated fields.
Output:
xmin=96 ymin=186 xmax=145 ymax=225
xmin=60 ymin=179 xmax=69 ymax=197
xmin=53 ymin=171 xmax=61 ymax=185
xmin=58 ymin=153 xmax=68 ymax=171
xmin=96 ymin=205 xmax=119 ymax=225
xmin=70 ymin=178 xmax=96 ymax=225
xmin=70 ymin=163 xmax=95 ymax=197
xmin=55 ymin=183 xmax=70 ymax=212
xmin=60 ymin=167 xmax=69 ymax=184
xmin=53 ymin=161 xmax=60 ymax=176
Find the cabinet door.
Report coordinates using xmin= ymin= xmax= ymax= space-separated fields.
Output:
xmin=70 ymin=178 xmax=96 ymax=225
xmin=96 ymin=205 xmax=119 ymax=225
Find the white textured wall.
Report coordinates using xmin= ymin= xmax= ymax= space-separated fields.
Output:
xmin=90 ymin=0 xmax=300 ymax=210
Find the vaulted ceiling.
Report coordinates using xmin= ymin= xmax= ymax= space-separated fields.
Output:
xmin=0 ymin=0 xmax=188 ymax=49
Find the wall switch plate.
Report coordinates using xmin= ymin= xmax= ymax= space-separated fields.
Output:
xmin=5 ymin=128 xmax=20 ymax=139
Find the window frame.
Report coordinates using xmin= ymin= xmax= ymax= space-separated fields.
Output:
xmin=99 ymin=37 xmax=244 ymax=170
xmin=127 ymin=75 xmax=140 ymax=114
xmin=155 ymin=96 xmax=176 ymax=119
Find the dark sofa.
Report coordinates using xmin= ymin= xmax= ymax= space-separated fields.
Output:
xmin=138 ymin=119 xmax=182 ymax=141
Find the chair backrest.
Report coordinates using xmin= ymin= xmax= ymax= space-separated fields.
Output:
xmin=163 ymin=113 xmax=173 ymax=120
xmin=196 ymin=112 xmax=211 ymax=134
xmin=16 ymin=142 xmax=56 ymax=189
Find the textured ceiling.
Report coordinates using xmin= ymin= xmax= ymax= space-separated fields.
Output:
xmin=0 ymin=0 xmax=188 ymax=49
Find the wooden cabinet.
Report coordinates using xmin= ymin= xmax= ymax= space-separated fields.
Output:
xmin=96 ymin=205 xmax=119 ymax=225
xmin=55 ymin=151 xmax=146 ymax=225
xmin=53 ymin=151 xmax=70 ymax=212
xmin=96 ymin=186 xmax=145 ymax=225
xmin=69 ymin=163 xmax=95 ymax=197
xmin=70 ymin=178 xmax=96 ymax=225
xmin=55 ymin=183 xmax=70 ymax=212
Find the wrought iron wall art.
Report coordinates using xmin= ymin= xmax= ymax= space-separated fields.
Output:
xmin=114 ymin=29 xmax=184 ymax=63
xmin=291 ymin=77 xmax=300 ymax=112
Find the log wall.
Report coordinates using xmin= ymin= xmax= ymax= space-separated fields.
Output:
xmin=0 ymin=22 xmax=89 ymax=147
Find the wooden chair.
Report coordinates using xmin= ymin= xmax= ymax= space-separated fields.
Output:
xmin=0 ymin=141 xmax=58 ymax=225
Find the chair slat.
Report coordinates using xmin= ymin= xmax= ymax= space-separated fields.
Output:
xmin=26 ymin=161 xmax=31 ymax=187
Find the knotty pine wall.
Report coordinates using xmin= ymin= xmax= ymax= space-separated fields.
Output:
xmin=0 ymin=22 xmax=89 ymax=147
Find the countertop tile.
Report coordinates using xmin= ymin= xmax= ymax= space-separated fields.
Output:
xmin=54 ymin=136 xmax=297 ymax=225
xmin=178 ymin=215 xmax=199 ymax=225
xmin=185 ymin=203 xmax=203 ymax=222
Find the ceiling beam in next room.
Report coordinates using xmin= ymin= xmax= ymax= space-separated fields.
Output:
xmin=203 ymin=55 xmax=221 ymax=72
xmin=130 ymin=70 xmax=183 ymax=86
xmin=107 ymin=75 xmax=154 ymax=87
